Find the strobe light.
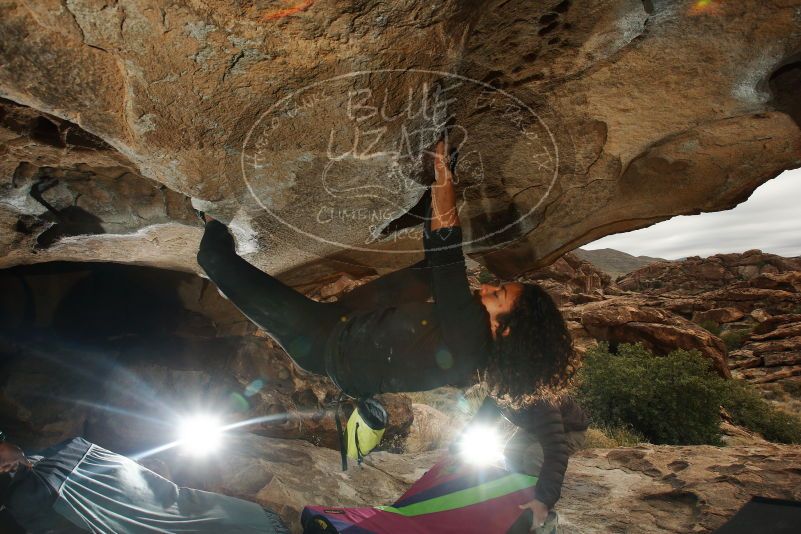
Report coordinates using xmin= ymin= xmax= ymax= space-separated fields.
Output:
xmin=177 ymin=414 xmax=223 ymax=457
xmin=458 ymin=424 xmax=504 ymax=466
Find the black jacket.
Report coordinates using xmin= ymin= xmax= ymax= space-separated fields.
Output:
xmin=325 ymin=225 xmax=493 ymax=396
xmin=326 ymin=224 xmax=573 ymax=509
xmin=476 ymin=396 xmax=587 ymax=509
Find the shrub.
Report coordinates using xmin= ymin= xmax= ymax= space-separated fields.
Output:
xmin=723 ymin=381 xmax=801 ymax=444
xmin=575 ymin=342 xmax=801 ymax=445
xmin=720 ymin=328 xmax=752 ymax=351
xmin=575 ymin=343 xmax=725 ymax=445
xmin=698 ymin=319 xmax=722 ymax=336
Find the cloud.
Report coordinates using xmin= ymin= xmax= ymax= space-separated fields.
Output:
xmin=582 ymin=167 xmax=801 ymax=259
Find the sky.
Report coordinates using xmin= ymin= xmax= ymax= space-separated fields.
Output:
xmin=582 ymin=167 xmax=801 ymax=260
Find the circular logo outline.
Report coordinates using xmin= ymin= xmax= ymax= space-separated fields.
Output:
xmin=241 ymin=69 xmax=560 ymax=254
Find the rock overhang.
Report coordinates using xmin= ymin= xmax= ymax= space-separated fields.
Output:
xmin=0 ymin=0 xmax=800 ymax=282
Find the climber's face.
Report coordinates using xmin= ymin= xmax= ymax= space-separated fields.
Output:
xmin=478 ymin=282 xmax=524 ymax=338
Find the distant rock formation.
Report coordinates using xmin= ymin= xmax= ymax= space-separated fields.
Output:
xmin=618 ymin=249 xmax=801 ymax=295
xmin=730 ymin=313 xmax=801 ymax=385
xmin=532 ymin=250 xmax=801 ymax=391
xmin=514 ymin=250 xmax=801 ymax=382
xmin=573 ymin=248 xmax=669 ymax=280
xmin=518 ymin=251 xmax=622 ymax=306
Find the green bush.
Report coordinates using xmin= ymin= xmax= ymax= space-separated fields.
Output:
xmin=720 ymin=328 xmax=752 ymax=351
xmin=575 ymin=342 xmax=801 ymax=445
xmin=723 ymin=381 xmax=801 ymax=444
xmin=698 ymin=319 xmax=722 ymax=336
xmin=575 ymin=343 xmax=725 ymax=445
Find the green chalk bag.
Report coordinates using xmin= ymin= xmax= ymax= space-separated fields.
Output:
xmin=335 ymin=397 xmax=387 ymax=470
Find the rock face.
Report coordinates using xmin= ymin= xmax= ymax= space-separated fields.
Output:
xmin=159 ymin=437 xmax=801 ymax=533
xmin=206 ymin=434 xmax=441 ymax=533
xmin=521 ymin=251 xmax=623 ymax=306
xmin=560 ymin=444 xmax=801 ymax=533
xmin=544 ymin=251 xmax=801 ymax=380
xmin=563 ymin=294 xmax=732 ymax=377
xmin=730 ymin=313 xmax=801 ymax=386
xmin=1 ymin=1 xmax=800 ymax=282
xmin=402 ymin=403 xmax=457 ymax=454
xmin=606 ymin=251 xmax=801 ymax=391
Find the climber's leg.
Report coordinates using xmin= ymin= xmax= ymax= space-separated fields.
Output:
xmin=197 ymin=220 xmax=343 ymax=374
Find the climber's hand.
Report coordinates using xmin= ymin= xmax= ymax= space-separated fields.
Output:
xmin=0 ymin=458 xmax=31 ymax=473
xmin=519 ymin=498 xmax=549 ymax=531
xmin=0 ymin=445 xmax=31 ymax=474
xmin=429 ymin=138 xmax=459 ymax=230
xmin=433 ymin=138 xmax=453 ymax=185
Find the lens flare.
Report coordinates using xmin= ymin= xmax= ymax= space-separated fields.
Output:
xmin=458 ymin=425 xmax=504 ymax=466
xmin=689 ymin=0 xmax=721 ymax=15
xmin=178 ymin=414 xmax=223 ymax=457
xmin=244 ymin=379 xmax=264 ymax=397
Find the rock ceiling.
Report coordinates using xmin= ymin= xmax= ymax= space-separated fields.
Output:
xmin=2 ymin=0 xmax=800 ymax=281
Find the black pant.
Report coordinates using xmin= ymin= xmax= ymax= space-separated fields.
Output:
xmin=197 ymin=220 xmax=347 ymax=374
xmin=197 ymin=221 xmax=431 ymax=376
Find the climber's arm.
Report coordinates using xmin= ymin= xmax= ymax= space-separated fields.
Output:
xmin=507 ymin=402 xmax=570 ymax=511
xmin=473 ymin=398 xmax=565 ymax=528
xmin=334 ymin=140 xmax=462 ymax=310
xmin=424 ymin=141 xmax=491 ymax=378
xmin=430 ymin=140 xmax=460 ymax=231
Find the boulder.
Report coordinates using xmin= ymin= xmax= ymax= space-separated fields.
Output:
xmin=738 ymin=365 xmax=801 ymax=384
xmin=751 ymin=323 xmax=801 ymax=341
xmin=196 ymin=433 xmax=442 ymax=532
xmin=730 ymin=317 xmax=801 ymax=388
xmin=574 ymin=296 xmax=731 ymax=377
xmin=167 ymin=437 xmax=801 ymax=533
xmin=403 ymin=403 xmax=459 ymax=454
xmin=753 ymin=313 xmax=801 ymax=335
xmin=750 ymin=308 xmax=773 ymax=323
xmin=560 ymin=444 xmax=801 ymax=533
xmin=0 ymin=338 xmax=93 ymax=449
xmin=692 ymin=307 xmax=745 ymax=325
xmin=1 ymin=1 xmax=800 ymax=283
xmin=521 ymin=252 xmax=621 ymax=306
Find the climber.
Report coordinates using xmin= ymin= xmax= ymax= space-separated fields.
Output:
xmin=196 ymin=137 xmax=576 ymax=529
xmin=0 ymin=434 xmax=289 ymax=533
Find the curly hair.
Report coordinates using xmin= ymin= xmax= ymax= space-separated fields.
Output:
xmin=486 ymin=283 xmax=575 ymax=405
